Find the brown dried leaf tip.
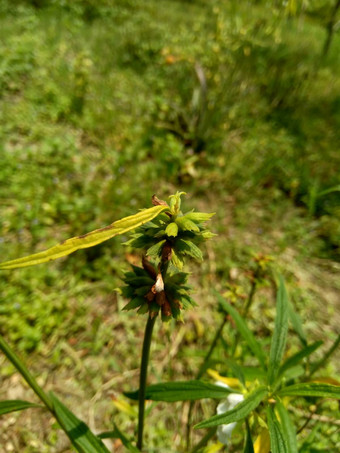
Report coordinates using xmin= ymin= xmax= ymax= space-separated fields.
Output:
xmin=152 ymin=195 xmax=169 ymax=207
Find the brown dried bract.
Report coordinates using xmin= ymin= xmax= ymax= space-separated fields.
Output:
xmin=152 ymin=195 xmax=168 ymax=207
xmin=162 ymin=241 xmax=173 ymax=262
xmin=142 ymin=255 xmax=157 ymax=280
xmin=162 ymin=299 xmax=172 ymax=317
xmin=155 ymin=290 xmax=167 ymax=306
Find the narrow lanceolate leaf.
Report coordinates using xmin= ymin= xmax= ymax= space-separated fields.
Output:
xmin=195 ymin=386 xmax=267 ymax=429
xmin=276 ymin=402 xmax=298 ymax=453
xmin=184 ymin=212 xmax=215 ymax=223
xmin=309 ymin=333 xmax=340 ymax=376
xmin=50 ymin=393 xmax=110 ymax=453
xmin=279 ymin=341 xmax=323 ymax=376
xmin=277 ymin=383 xmax=340 ymax=399
xmin=288 ymin=302 xmax=307 ymax=346
xmin=124 ymin=380 xmax=241 ymax=402
xmin=0 ymin=400 xmax=41 ymax=415
xmin=0 ymin=205 xmax=167 ymax=270
xmin=216 ymin=293 xmax=266 ymax=368
xmin=267 ymin=406 xmax=288 ymax=453
xmin=268 ymin=276 xmax=289 ymax=385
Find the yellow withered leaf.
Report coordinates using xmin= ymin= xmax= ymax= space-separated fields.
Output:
xmin=207 ymin=369 xmax=242 ymax=389
xmin=254 ymin=428 xmax=270 ymax=453
xmin=0 ymin=205 xmax=168 ymax=270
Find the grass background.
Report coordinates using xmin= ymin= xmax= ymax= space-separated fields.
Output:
xmin=0 ymin=0 xmax=339 ymax=451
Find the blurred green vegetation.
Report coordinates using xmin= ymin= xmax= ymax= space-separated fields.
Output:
xmin=0 ymin=0 xmax=339 ymax=451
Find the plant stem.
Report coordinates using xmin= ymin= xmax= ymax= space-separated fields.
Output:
xmin=0 ymin=335 xmax=53 ymax=411
xmin=137 ymin=314 xmax=157 ymax=451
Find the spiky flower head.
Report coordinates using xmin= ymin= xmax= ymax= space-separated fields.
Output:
xmin=126 ymin=192 xmax=215 ymax=270
xmin=121 ymin=193 xmax=214 ymax=320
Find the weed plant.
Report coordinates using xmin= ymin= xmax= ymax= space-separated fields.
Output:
xmin=0 ymin=193 xmax=339 ymax=452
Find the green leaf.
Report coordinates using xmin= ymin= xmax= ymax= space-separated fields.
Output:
xmin=309 ymin=334 xmax=340 ymax=376
xmin=267 ymin=406 xmax=288 ymax=453
xmin=184 ymin=212 xmax=215 ymax=223
xmin=125 ymin=380 xmax=240 ymax=402
xmin=0 ymin=400 xmax=41 ymax=415
xmin=195 ymin=386 xmax=267 ymax=429
xmin=176 ymin=239 xmax=203 ymax=261
xmin=50 ymin=393 xmax=110 ymax=453
xmin=122 ymin=297 xmax=145 ymax=311
xmin=98 ymin=424 xmax=139 ymax=452
xmin=165 ymin=222 xmax=179 ymax=237
xmin=279 ymin=341 xmax=323 ymax=376
xmin=216 ymin=293 xmax=266 ymax=368
xmin=176 ymin=216 xmax=200 ymax=232
xmin=277 ymin=383 xmax=340 ymax=399
xmin=276 ymin=402 xmax=298 ymax=453
xmin=146 ymin=239 xmax=166 ymax=258
xmin=288 ymin=301 xmax=307 ymax=346
xmin=268 ymin=276 xmax=289 ymax=385
xmin=0 ymin=205 xmax=167 ymax=270
xmin=171 ymin=248 xmax=184 ymax=269
xmin=244 ymin=420 xmax=255 ymax=453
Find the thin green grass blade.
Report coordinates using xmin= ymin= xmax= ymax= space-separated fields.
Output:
xmin=267 ymin=406 xmax=288 ymax=453
xmin=268 ymin=276 xmax=289 ymax=386
xmin=276 ymin=402 xmax=298 ymax=453
xmin=0 ymin=205 xmax=167 ymax=269
xmin=216 ymin=293 xmax=266 ymax=368
xmin=125 ymin=380 xmax=241 ymax=402
xmin=50 ymin=393 xmax=110 ymax=453
xmin=277 ymin=383 xmax=340 ymax=399
xmin=0 ymin=400 xmax=42 ymax=415
xmin=195 ymin=386 xmax=267 ymax=429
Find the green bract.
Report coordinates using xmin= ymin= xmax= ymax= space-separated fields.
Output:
xmin=126 ymin=192 xmax=215 ymax=270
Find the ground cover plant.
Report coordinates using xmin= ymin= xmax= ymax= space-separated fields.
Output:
xmin=0 ymin=193 xmax=339 ymax=452
xmin=0 ymin=0 xmax=339 ymax=451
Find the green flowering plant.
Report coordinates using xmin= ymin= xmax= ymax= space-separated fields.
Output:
xmin=0 ymin=192 xmax=215 ymax=452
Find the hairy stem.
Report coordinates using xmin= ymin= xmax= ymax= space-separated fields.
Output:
xmin=137 ymin=314 xmax=157 ymax=451
xmin=0 ymin=335 xmax=53 ymax=411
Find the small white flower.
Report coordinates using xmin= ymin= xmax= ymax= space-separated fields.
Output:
xmin=215 ymin=381 xmax=244 ymax=445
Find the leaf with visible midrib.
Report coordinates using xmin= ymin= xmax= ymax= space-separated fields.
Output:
xmin=268 ymin=277 xmax=289 ymax=386
xmin=195 ymin=386 xmax=268 ymax=429
xmin=267 ymin=406 xmax=288 ymax=453
xmin=276 ymin=402 xmax=298 ymax=453
xmin=125 ymin=380 xmax=241 ymax=402
xmin=0 ymin=205 xmax=167 ymax=270
xmin=277 ymin=383 xmax=340 ymax=399
xmin=0 ymin=400 xmax=42 ymax=415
